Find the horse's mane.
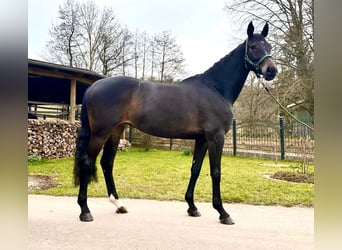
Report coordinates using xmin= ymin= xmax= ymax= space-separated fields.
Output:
xmin=203 ymin=42 xmax=245 ymax=78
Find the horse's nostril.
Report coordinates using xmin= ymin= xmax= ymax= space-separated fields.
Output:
xmin=267 ymin=67 xmax=277 ymax=76
xmin=264 ymin=66 xmax=277 ymax=80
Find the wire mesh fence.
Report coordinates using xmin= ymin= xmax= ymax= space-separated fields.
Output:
xmin=128 ymin=116 xmax=314 ymax=162
xmin=223 ymin=118 xmax=314 ymax=161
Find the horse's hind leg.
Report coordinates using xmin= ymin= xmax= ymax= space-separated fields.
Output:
xmin=77 ymin=133 xmax=108 ymax=222
xmin=185 ymin=137 xmax=208 ymax=217
xmin=100 ymin=126 xmax=128 ymax=214
xmin=78 ymin=173 xmax=94 ymax=222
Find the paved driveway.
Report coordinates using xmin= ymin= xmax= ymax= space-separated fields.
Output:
xmin=28 ymin=195 xmax=313 ymax=249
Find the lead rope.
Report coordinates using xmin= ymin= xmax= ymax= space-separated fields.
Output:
xmin=258 ymin=78 xmax=314 ymax=131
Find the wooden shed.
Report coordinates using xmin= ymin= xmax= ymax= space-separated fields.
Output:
xmin=28 ymin=59 xmax=105 ymax=122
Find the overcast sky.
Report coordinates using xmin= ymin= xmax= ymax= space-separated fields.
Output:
xmin=28 ymin=0 xmax=246 ymax=76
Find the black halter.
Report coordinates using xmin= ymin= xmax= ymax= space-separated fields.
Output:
xmin=244 ymin=38 xmax=272 ymax=78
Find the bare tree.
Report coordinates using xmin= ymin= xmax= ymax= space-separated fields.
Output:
xmin=45 ymin=0 xmax=131 ymax=77
xmin=119 ymin=29 xmax=133 ymax=76
xmin=96 ymin=7 xmax=129 ymax=76
xmin=153 ymin=30 xmax=185 ymax=83
xmin=45 ymin=0 xmax=186 ymax=82
xmin=45 ymin=0 xmax=80 ymax=67
xmin=76 ymin=0 xmax=103 ymax=72
xmin=140 ymin=32 xmax=149 ymax=79
xmin=131 ymin=30 xmax=141 ymax=79
xmin=225 ymin=0 xmax=314 ymax=121
xmin=148 ymin=34 xmax=157 ymax=80
xmin=130 ymin=30 xmax=150 ymax=79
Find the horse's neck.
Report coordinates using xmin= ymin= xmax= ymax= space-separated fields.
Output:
xmin=202 ymin=43 xmax=249 ymax=104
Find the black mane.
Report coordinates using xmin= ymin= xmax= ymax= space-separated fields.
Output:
xmin=200 ymin=41 xmax=249 ymax=103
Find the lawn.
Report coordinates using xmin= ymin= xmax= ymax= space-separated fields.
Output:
xmin=28 ymin=147 xmax=314 ymax=207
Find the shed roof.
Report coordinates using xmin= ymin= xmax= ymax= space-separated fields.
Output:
xmin=28 ymin=59 xmax=106 ymax=105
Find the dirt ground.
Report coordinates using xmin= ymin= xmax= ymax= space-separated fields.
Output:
xmin=28 ymin=195 xmax=314 ymax=250
xmin=28 ymin=174 xmax=58 ymax=191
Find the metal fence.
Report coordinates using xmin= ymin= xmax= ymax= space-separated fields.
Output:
xmin=129 ymin=116 xmax=314 ymax=162
xmin=223 ymin=117 xmax=314 ymax=161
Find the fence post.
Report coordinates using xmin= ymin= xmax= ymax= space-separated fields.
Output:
xmin=128 ymin=125 xmax=133 ymax=143
xmin=232 ymin=118 xmax=237 ymax=156
xmin=279 ymin=116 xmax=285 ymax=160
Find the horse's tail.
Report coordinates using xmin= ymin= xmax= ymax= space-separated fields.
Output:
xmin=73 ymin=98 xmax=97 ymax=186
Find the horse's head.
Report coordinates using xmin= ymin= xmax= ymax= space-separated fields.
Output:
xmin=245 ymin=22 xmax=278 ymax=81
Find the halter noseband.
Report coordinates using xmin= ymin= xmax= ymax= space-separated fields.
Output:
xmin=244 ymin=38 xmax=272 ymax=78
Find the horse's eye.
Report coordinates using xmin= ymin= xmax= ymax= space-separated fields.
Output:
xmin=250 ymin=45 xmax=256 ymax=50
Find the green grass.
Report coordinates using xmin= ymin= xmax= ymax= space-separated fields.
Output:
xmin=28 ymin=147 xmax=314 ymax=207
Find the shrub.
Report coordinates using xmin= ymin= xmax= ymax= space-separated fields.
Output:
xmin=183 ymin=149 xmax=191 ymax=156
xmin=28 ymin=155 xmax=42 ymax=162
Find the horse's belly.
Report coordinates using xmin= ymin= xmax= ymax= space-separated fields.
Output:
xmin=132 ymin=114 xmax=201 ymax=139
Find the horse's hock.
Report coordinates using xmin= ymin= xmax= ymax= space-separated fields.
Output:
xmin=28 ymin=119 xmax=131 ymax=159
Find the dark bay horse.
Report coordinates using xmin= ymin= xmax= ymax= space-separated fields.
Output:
xmin=73 ymin=22 xmax=277 ymax=225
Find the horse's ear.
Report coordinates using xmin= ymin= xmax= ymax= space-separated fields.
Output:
xmin=261 ymin=23 xmax=269 ymax=37
xmin=247 ymin=21 xmax=254 ymax=39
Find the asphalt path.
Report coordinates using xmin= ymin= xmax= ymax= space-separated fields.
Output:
xmin=28 ymin=195 xmax=313 ymax=249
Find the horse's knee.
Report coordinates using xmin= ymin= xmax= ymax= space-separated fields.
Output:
xmin=210 ymin=170 xmax=221 ymax=183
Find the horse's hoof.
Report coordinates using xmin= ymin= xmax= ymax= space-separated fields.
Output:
xmin=187 ymin=208 xmax=201 ymax=217
xmin=79 ymin=212 xmax=94 ymax=222
xmin=220 ymin=216 xmax=235 ymax=225
xmin=116 ymin=206 xmax=128 ymax=214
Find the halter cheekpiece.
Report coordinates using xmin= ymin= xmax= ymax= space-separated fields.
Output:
xmin=244 ymin=38 xmax=272 ymax=78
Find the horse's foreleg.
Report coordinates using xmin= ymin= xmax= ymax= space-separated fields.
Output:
xmin=185 ymin=138 xmax=207 ymax=217
xmin=208 ymin=134 xmax=234 ymax=225
xmin=101 ymin=133 xmax=127 ymax=214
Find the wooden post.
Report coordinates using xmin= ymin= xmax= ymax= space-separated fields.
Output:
xmin=69 ymin=79 xmax=76 ymax=122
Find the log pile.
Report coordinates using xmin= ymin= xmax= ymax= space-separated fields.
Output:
xmin=28 ymin=119 xmax=132 ymax=159
xmin=28 ymin=119 xmax=80 ymax=159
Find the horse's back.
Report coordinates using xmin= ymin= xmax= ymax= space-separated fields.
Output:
xmin=85 ymin=76 xmax=138 ymax=100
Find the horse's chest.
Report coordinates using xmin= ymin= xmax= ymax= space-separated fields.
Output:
xmin=200 ymin=100 xmax=232 ymax=129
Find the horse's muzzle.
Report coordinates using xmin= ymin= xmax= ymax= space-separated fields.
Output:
xmin=261 ymin=59 xmax=277 ymax=81
xmin=265 ymin=66 xmax=277 ymax=80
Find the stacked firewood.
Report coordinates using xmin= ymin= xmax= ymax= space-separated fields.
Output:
xmin=28 ymin=119 xmax=132 ymax=159
xmin=28 ymin=119 xmax=80 ymax=159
